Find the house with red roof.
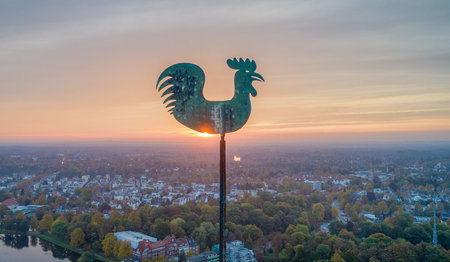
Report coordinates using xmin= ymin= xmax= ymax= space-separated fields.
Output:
xmin=2 ymin=198 xmax=18 ymax=207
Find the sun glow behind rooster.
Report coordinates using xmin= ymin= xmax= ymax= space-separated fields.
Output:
xmin=195 ymin=131 xmax=213 ymax=137
xmin=184 ymin=130 xmax=214 ymax=138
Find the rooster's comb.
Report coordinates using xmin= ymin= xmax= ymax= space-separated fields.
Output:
xmin=227 ymin=58 xmax=256 ymax=71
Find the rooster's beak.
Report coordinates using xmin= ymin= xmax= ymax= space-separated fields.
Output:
xmin=251 ymin=73 xmax=265 ymax=82
xmin=249 ymin=73 xmax=263 ymax=97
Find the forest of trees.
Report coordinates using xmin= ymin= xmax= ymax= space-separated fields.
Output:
xmin=1 ymin=189 xmax=449 ymax=262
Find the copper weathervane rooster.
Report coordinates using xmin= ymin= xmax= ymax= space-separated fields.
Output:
xmin=156 ymin=58 xmax=264 ymax=134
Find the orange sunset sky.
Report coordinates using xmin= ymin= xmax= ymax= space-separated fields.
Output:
xmin=1 ymin=1 xmax=449 ymax=143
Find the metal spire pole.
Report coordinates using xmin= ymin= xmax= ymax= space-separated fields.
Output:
xmin=219 ymin=134 xmax=226 ymax=261
xmin=219 ymin=105 xmax=227 ymax=262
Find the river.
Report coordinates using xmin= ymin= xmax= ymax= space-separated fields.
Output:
xmin=0 ymin=234 xmax=80 ymax=262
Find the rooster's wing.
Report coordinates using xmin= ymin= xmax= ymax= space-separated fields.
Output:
xmin=156 ymin=63 xmax=205 ymax=115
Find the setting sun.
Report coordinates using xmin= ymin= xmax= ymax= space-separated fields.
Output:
xmin=196 ymin=132 xmax=214 ymax=138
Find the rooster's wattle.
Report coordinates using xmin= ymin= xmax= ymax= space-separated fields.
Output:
xmin=156 ymin=58 xmax=264 ymax=134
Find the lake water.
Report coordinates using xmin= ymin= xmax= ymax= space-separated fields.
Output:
xmin=0 ymin=234 xmax=80 ymax=262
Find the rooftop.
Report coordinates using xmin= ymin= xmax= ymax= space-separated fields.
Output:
xmin=114 ymin=231 xmax=157 ymax=249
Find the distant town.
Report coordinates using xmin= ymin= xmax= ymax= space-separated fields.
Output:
xmin=0 ymin=142 xmax=449 ymax=261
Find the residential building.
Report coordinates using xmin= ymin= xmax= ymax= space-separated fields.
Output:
xmin=114 ymin=231 xmax=157 ymax=250
xmin=130 ymin=234 xmax=199 ymax=261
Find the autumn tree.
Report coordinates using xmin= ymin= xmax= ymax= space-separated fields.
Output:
xmin=118 ymin=241 xmax=132 ymax=260
xmin=291 ymin=232 xmax=307 ymax=245
xmin=191 ymin=222 xmax=217 ymax=250
xmin=55 ymin=215 xmax=68 ymax=223
xmin=344 ymin=203 xmax=352 ymax=215
xmin=91 ymin=212 xmax=105 ymax=225
xmin=39 ymin=214 xmax=53 ymax=233
xmin=36 ymin=194 xmax=47 ymax=205
xmin=365 ymin=182 xmax=374 ymax=191
xmin=113 ymin=240 xmax=121 ymax=257
xmin=1 ymin=214 xmax=13 ymax=229
xmin=375 ymin=201 xmax=389 ymax=218
xmin=30 ymin=216 xmax=39 ymax=231
xmin=70 ymin=228 xmax=86 ymax=248
xmin=102 ymin=233 xmax=117 ymax=257
xmin=330 ymin=251 xmax=346 ymax=262
xmin=128 ymin=211 xmax=142 ymax=231
xmin=0 ymin=204 xmax=9 ymax=219
xmin=291 ymin=244 xmax=307 ymax=261
xmin=243 ymin=224 xmax=263 ymax=248
xmin=278 ymin=248 xmax=290 ymax=261
xmin=55 ymin=196 xmax=67 ymax=206
xmin=331 ymin=207 xmax=339 ymax=218
xmin=0 ymin=190 xmax=13 ymax=202
xmin=170 ymin=222 xmax=186 ymax=238
xmin=312 ymin=203 xmax=325 ymax=221
xmin=269 ymin=232 xmax=285 ymax=253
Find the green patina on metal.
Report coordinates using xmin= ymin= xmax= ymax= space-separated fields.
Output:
xmin=156 ymin=58 xmax=264 ymax=134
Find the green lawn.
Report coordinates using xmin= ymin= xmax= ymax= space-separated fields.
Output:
xmin=29 ymin=232 xmax=113 ymax=262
